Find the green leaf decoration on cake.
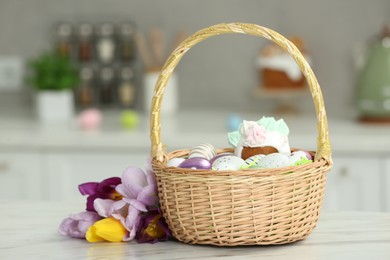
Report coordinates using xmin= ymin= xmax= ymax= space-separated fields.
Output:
xmin=227 ymin=116 xmax=289 ymax=147
xmin=257 ymin=117 xmax=289 ymax=136
xmin=228 ymin=130 xmax=241 ymax=147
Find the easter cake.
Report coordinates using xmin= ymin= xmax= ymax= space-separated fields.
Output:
xmin=258 ymin=37 xmax=309 ymax=89
xmin=228 ymin=116 xmax=291 ymax=159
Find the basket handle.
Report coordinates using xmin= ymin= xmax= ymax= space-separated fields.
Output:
xmin=150 ymin=23 xmax=332 ymax=163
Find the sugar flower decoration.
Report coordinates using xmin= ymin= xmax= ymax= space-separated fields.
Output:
xmin=228 ymin=116 xmax=291 ymax=154
xmin=239 ymin=121 xmax=267 ymax=147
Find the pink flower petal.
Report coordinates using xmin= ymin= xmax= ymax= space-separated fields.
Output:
xmin=115 ymin=206 xmax=142 ymax=241
xmin=123 ymin=198 xmax=148 ymax=212
xmin=115 ymin=184 xmax=133 ymax=199
xmin=146 ymin=170 xmax=157 ymax=187
xmin=94 ymin=199 xmax=115 ymax=217
xmin=58 ymin=211 xmax=101 ymax=239
xmin=137 ymin=185 xmax=158 ymax=207
xmin=121 ymin=167 xmax=148 ymax=198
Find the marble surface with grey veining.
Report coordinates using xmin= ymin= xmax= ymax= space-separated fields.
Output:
xmin=1 ymin=200 xmax=390 ymax=260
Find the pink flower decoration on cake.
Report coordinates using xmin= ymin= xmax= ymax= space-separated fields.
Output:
xmin=239 ymin=121 xmax=267 ymax=147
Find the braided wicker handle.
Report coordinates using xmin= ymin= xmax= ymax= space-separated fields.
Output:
xmin=150 ymin=23 xmax=332 ymax=163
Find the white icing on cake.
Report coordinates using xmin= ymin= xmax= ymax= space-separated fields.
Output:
xmin=257 ymin=53 xmax=311 ymax=81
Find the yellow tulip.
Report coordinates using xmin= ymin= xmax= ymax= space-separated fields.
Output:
xmin=86 ymin=218 xmax=127 ymax=243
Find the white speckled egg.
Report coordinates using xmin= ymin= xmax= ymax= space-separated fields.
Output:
xmin=209 ymin=153 xmax=234 ymax=165
xmin=289 ymin=151 xmax=309 ymax=165
xmin=188 ymin=143 xmax=216 ymax=160
xmin=245 ymin=154 xmax=266 ymax=168
xmin=256 ymin=153 xmax=290 ymax=168
xmin=167 ymin=157 xmax=186 ymax=167
xmin=211 ymin=155 xmax=247 ymax=171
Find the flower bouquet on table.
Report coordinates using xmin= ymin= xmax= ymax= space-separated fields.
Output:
xmin=58 ymin=161 xmax=171 ymax=243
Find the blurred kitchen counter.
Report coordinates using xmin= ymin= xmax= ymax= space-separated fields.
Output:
xmin=2 ymin=108 xmax=390 ymax=211
xmin=0 ymin=109 xmax=390 ymax=154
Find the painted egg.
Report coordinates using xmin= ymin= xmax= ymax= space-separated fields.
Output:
xmin=78 ymin=108 xmax=102 ymax=130
xmin=211 ymin=155 xmax=247 ymax=171
xmin=167 ymin=157 xmax=186 ymax=167
xmin=178 ymin=157 xmax=211 ymax=169
xmin=209 ymin=153 xmax=234 ymax=165
xmin=245 ymin=154 xmax=266 ymax=168
xmin=188 ymin=143 xmax=216 ymax=160
xmin=304 ymin=151 xmax=313 ymax=160
xmin=256 ymin=153 xmax=290 ymax=168
xmin=289 ymin=151 xmax=310 ymax=165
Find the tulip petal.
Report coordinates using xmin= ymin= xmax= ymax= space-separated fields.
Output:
xmin=86 ymin=226 xmax=105 ymax=242
xmin=115 ymin=184 xmax=132 ymax=199
xmin=94 ymin=199 xmax=115 ymax=218
xmin=121 ymin=167 xmax=148 ymax=198
xmin=58 ymin=218 xmax=78 ymax=237
xmin=93 ymin=218 xmax=127 ymax=242
xmin=123 ymin=198 xmax=147 ymax=212
xmin=78 ymin=182 xmax=99 ymax=195
xmin=58 ymin=211 xmax=101 ymax=239
xmin=86 ymin=194 xmax=99 ymax=212
xmin=137 ymin=186 xmax=158 ymax=207
xmin=122 ymin=207 xmax=141 ymax=241
xmin=96 ymin=177 xmax=121 ymax=194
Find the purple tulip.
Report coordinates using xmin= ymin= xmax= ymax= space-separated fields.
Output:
xmin=58 ymin=211 xmax=101 ymax=239
xmin=116 ymin=166 xmax=158 ymax=212
xmin=136 ymin=209 xmax=171 ymax=244
xmin=78 ymin=177 xmax=122 ymax=212
xmin=92 ymin=164 xmax=159 ymax=241
xmin=93 ymin=198 xmax=142 ymax=241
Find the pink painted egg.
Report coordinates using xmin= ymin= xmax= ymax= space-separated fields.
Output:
xmin=78 ymin=108 xmax=102 ymax=130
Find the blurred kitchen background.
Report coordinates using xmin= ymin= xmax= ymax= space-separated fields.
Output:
xmin=1 ymin=0 xmax=390 ymax=212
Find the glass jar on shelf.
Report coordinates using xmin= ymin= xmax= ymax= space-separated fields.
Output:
xmin=76 ymin=66 xmax=95 ymax=107
xmin=98 ymin=67 xmax=116 ymax=105
xmin=118 ymin=22 xmax=136 ymax=62
xmin=77 ymin=23 xmax=94 ymax=63
xmin=55 ymin=23 xmax=73 ymax=58
xmin=96 ymin=23 xmax=116 ymax=64
xmin=118 ymin=66 xmax=136 ymax=108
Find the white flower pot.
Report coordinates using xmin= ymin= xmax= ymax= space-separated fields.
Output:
xmin=36 ymin=90 xmax=74 ymax=123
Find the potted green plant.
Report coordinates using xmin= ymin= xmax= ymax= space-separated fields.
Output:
xmin=27 ymin=52 xmax=79 ymax=122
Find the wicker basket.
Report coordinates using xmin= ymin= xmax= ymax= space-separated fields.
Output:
xmin=150 ymin=23 xmax=333 ymax=246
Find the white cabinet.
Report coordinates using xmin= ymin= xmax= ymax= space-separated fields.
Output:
xmin=1 ymin=150 xmax=388 ymax=212
xmin=43 ymin=152 xmax=149 ymax=201
xmin=385 ymin=159 xmax=390 ymax=211
xmin=323 ymin=156 xmax=383 ymax=212
xmin=0 ymin=152 xmax=42 ymax=199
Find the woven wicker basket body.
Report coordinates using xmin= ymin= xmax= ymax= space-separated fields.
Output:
xmin=150 ymin=23 xmax=333 ymax=246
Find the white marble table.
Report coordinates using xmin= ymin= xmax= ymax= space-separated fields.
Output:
xmin=1 ymin=200 xmax=390 ymax=260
